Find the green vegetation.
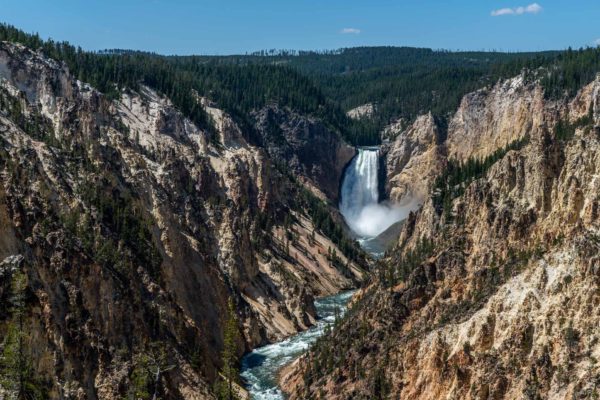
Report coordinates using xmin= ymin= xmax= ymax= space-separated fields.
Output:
xmin=436 ymin=244 xmax=544 ymax=328
xmin=270 ymin=160 xmax=367 ymax=268
xmin=433 ymin=135 xmax=530 ymax=219
xmin=214 ymin=299 xmax=241 ymax=400
xmin=127 ymin=344 xmax=176 ymax=400
xmin=541 ymin=47 xmax=600 ymax=99
xmin=0 ymin=69 xmax=163 ymax=283
xmin=290 ymin=48 xmax=551 ymax=132
xmin=370 ymin=366 xmax=391 ymax=400
xmin=179 ymin=47 xmax=556 ymax=126
xmin=0 ymin=271 xmax=48 ymax=399
xmin=554 ymin=108 xmax=595 ymax=141
xmin=381 ymin=237 xmax=435 ymax=287
xmin=74 ymin=175 xmax=162 ymax=278
xmin=2 ymin=23 xmax=599 ymax=147
xmin=296 ymin=186 xmax=367 ymax=267
xmin=0 ymin=86 xmax=58 ymax=147
xmin=240 ymin=46 xmax=600 ymax=133
xmin=177 ymin=46 xmax=600 ymax=140
xmin=431 ymin=106 xmax=594 ymax=224
xmin=0 ymin=24 xmax=214 ymax=134
xmin=299 ymin=288 xmax=394 ymax=399
xmin=0 ymin=23 xmax=375 ymax=145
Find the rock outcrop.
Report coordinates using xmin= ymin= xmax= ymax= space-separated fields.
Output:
xmin=346 ymin=103 xmax=375 ymax=120
xmin=0 ymin=42 xmax=365 ymax=399
xmin=252 ymin=105 xmax=355 ymax=201
xmin=383 ymin=74 xmax=592 ymax=205
xmin=283 ymin=75 xmax=600 ymax=399
xmin=383 ymin=113 xmax=446 ymax=203
xmin=446 ymin=75 xmax=545 ymax=162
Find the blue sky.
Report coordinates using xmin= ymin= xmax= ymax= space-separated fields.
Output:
xmin=1 ymin=0 xmax=599 ymax=55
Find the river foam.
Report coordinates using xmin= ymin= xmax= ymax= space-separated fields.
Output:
xmin=240 ymin=291 xmax=355 ymax=400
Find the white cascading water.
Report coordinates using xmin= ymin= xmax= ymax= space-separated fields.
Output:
xmin=241 ymin=149 xmax=419 ymax=399
xmin=340 ymin=148 xmax=416 ymax=238
xmin=240 ymin=291 xmax=355 ymax=400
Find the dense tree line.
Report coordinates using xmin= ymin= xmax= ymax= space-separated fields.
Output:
xmin=253 ymin=46 xmax=600 ymax=136
xmin=187 ymin=46 xmax=556 ymax=75
xmin=174 ymin=46 xmax=600 ymax=141
xmin=282 ymin=47 xmax=557 ymax=130
xmin=0 ymin=23 xmax=377 ymax=145
xmin=158 ymin=47 xmax=561 ymax=141
xmin=3 ymin=23 xmax=600 ymax=146
xmin=541 ymin=47 xmax=600 ymax=99
xmin=432 ymin=135 xmax=530 ymax=219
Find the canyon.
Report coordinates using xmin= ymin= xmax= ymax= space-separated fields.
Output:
xmin=282 ymin=73 xmax=600 ymax=399
xmin=0 ymin=42 xmax=366 ymax=399
xmin=1 ymin=24 xmax=600 ymax=400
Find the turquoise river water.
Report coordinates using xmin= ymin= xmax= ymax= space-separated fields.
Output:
xmin=240 ymin=290 xmax=355 ymax=400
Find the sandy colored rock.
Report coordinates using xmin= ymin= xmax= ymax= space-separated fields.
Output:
xmin=0 ymin=42 xmax=366 ymax=399
xmin=284 ymin=74 xmax=600 ymax=400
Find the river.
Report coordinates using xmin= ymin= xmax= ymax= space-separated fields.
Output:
xmin=240 ymin=290 xmax=355 ymax=400
xmin=241 ymin=147 xmax=402 ymax=399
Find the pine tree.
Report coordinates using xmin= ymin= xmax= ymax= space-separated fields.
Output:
xmin=0 ymin=270 xmax=45 ymax=400
xmin=216 ymin=299 xmax=240 ymax=400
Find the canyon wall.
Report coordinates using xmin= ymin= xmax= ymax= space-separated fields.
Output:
xmin=284 ymin=74 xmax=600 ymax=399
xmin=0 ymin=42 xmax=365 ymax=399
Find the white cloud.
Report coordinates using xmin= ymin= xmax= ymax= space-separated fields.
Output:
xmin=594 ymin=38 xmax=600 ymax=47
xmin=523 ymin=3 xmax=543 ymax=13
xmin=340 ymin=28 xmax=361 ymax=34
xmin=491 ymin=3 xmax=543 ymax=16
xmin=491 ymin=7 xmax=515 ymax=16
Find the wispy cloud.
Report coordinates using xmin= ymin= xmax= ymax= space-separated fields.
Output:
xmin=491 ymin=3 xmax=543 ymax=16
xmin=594 ymin=38 xmax=600 ymax=47
xmin=340 ymin=28 xmax=361 ymax=35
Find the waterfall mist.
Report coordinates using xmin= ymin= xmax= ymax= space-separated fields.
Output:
xmin=340 ymin=148 xmax=419 ymax=238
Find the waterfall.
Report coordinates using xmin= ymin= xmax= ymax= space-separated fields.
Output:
xmin=340 ymin=148 xmax=380 ymax=234
xmin=340 ymin=148 xmax=416 ymax=239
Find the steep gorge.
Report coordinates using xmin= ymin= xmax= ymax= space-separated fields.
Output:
xmin=282 ymin=74 xmax=600 ymax=399
xmin=0 ymin=42 xmax=366 ymax=399
xmin=3 ymin=26 xmax=600 ymax=400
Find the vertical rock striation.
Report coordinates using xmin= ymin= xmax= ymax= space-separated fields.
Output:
xmin=283 ymin=74 xmax=600 ymax=400
xmin=0 ymin=42 xmax=365 ymax=399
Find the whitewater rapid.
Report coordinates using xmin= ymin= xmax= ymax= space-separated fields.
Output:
xmin=240 ymin=291 xmax=354 ymax=400
xmin=240 ymin=148 xmax=414 ymax=399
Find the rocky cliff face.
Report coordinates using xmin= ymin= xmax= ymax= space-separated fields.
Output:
xmin=0 ymin=42 xmax=365 ymax=399
xmin=252 ymin=105 xmax=355 ymax=202
xmin=346 ymin=103 xmax=375 ymax=120
xmin=283 ymin=75 xmax=600 ymax=399
xmin=446 ymin=75 xmax=545 ymax=162
xmin=383 ymin=113 xmax=446 ymax=203
xmin=383 ymin=74 xmax=549 ymax=206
